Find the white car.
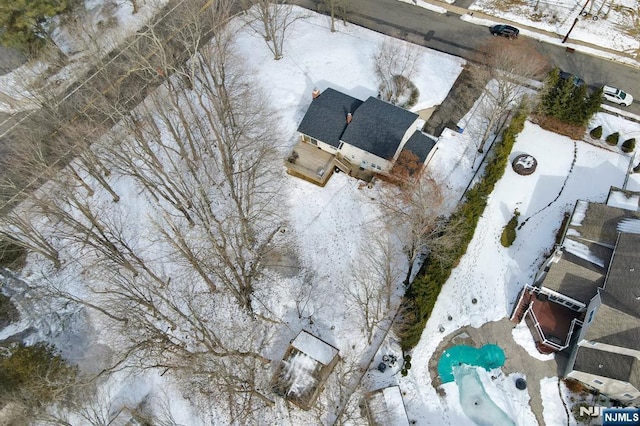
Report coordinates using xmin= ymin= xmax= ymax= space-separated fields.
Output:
xmin=603 ymin=85 xmax=633 ymax=107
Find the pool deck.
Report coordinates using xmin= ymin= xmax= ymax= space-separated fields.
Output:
xmin=428 ymin=318 xmax=570 ymax=426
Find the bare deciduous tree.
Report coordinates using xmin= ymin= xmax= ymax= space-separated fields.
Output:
xmin=242 ymin=0 xmax=305 ymax=60
xmin=343 ymin=236 xmax=400 ymax=344
xmin=372 ymin=39 xmax=421 ymax=104
xmin=322 ymin=0 xmax=349 ymax=32
xmin=468 ymin=38 xmax=549 ymax=153
xmin=377 ymin=172 xmax=463 ymax=285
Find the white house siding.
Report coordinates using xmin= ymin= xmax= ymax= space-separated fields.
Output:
xmin=566 ymin=370 xmax=640 ymax=402
xmin=338 ymin=143 xmax=393 ymax=172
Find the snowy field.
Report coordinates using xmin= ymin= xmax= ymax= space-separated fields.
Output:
xmin=2 ymin=6 xmax=465 ymax=425
xmin=2 ymin=1 xmax=640 ymax=425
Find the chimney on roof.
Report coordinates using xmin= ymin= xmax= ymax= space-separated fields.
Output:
xmin=312 ymin=88 xmax=321 ymax=99
xmin=346 ymin=112 xmax=352 ymax=124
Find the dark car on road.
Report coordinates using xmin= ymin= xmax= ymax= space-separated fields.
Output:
xmin=559 ymin=71 xmax=585 ymax=87
xmin=489 ymin=24 xmax=519 ymax=39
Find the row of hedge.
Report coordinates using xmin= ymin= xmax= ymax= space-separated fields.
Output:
xmin=398 ymin=102 xmax=530 ymax=351
xmin=589 ymin=126 xmax=636 ymax=153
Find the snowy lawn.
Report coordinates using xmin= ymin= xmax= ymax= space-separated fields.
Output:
xmin=404 ymin=119 xmax=638 ymax=425
xmin=2 ymin=7 xmax=466 ymax=425
xmin=2 ymin=2 xmax=640 ymax=424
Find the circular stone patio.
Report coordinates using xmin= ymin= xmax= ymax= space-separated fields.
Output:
xmin=512 ymin=154 xmax=538 ymax=176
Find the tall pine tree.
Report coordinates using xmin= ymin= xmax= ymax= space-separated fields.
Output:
xmin=0 ymin=0 xmax=72 ymax=53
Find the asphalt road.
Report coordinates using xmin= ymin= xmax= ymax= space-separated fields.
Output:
xmin=301 ymin=0 xmax=640 ymax=115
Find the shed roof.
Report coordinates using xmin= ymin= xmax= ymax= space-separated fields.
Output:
xmin=291 ymin=330 xmax=339 ymax=365
xmin=341 ymin=97 xmax=418 ymax=160
xmin=366 ymin=386 xmax=410 ymax=426
xmin=297 ymin=88 xmax=363 ymax=148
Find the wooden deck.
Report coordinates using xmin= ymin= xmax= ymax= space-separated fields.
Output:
xmin=512 ymin=286 xmax=584 ymax=353
xmin=285 ymin=141 xmax=336 ymax=186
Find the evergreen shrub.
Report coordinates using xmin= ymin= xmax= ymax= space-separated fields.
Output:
xmin=500 ymin=210 xmax=520 ymax=247
xmin=589 ymin=125 xmax=602 ymax=139
xmin=605 ymin=132 xmax=619 ymax=146
xmin=622 ymin=138 xmax=636 ymax=153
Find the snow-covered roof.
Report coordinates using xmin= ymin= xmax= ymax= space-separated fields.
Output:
xmin=291 ymin=330 xmax=339 ymax=365
xmin=366 ymin=386 xmax=410 ymax=426
xmin=607 ymin=189 xmax=640 ymax=212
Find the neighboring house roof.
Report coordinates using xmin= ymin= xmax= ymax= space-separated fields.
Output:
xmin=401 ymin=131 xmax=436 ymax=164
xmin=341 ymin=97 xmax=418 ymax=160
xmin=606 ymin=187 xmax=640 ymax=212
xmin=573 ymin=345 xmax=640 ymax=390
xmin=565 ymin=201 xmax=638 ymax=249
xmin=603 ymin=232 xmax=640 ymax=318
xmin=297 ymin=88 xmax=363 ymax=148
xmin=541 ymin=251 xmax=605 ymax=304
xmin=584 ymin=294 xmax=640 ymax=350
xmin=542 ymin=201 xmax=640 ymax=305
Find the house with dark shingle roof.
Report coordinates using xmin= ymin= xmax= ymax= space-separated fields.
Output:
xmin=565 ymin=230 xmax=640 ymax=403
xmin=511 ymin=187 xmax=640 ymax=403
xmin=295 ymin=88 xmax=436 ymax=176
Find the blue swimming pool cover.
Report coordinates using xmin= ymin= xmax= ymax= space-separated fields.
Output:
xmin=437 ymin=344 xmax=506 ymax=383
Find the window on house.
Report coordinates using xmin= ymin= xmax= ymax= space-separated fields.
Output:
xmin=623 ymin=393 xmax=634 ymax=399
xmin=593 ymin=379 xmax=603 ymax=385
xmin=587 ymin=310 xmax=595 ymax=323
xmin=338 ymin=142 xmax=344 ymax=150
xmin=371 ymin=163 xmax=377 ymax=169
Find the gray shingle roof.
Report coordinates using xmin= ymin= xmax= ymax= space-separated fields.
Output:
xmin=541 ymin=251 xmax=605 ymax=304
xmin=585 ymin=295 xmax=640 ymax=350
xmin=566 ymin=202 xmax=638 ymax=248
xmin=401 ymin=132 xmax=436 ymax=164
xmin=604 ymin=233 xmax=640 ymax=318
xmin=573 ymin=345 xmax=639 ymax=388
xmin=341 ymin=97 xmax=418 ymax=160
xmin=297 ymin=88 xmax=363 ymax=148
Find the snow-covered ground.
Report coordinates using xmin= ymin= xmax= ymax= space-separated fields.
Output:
xmin=403 ymin=116 xmax=638 ymax=426
xmin=468 ymin=0 xmax=640 ymax=56
xmin=2 ymin=1 xmax=640 ymax=426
